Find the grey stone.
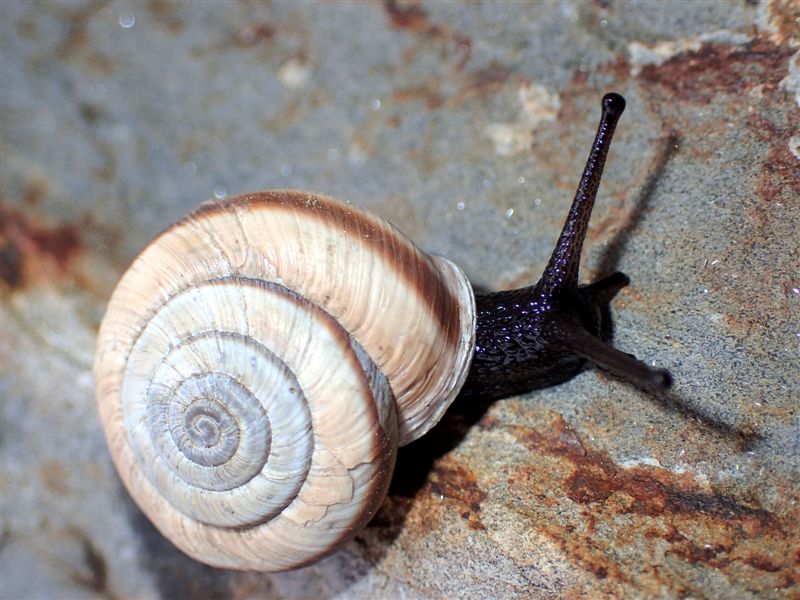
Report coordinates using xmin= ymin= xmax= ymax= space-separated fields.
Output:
xmin=2 ymin=1 xmax=798 ymax=598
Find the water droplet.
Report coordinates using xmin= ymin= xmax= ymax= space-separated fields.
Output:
xmin=518 ymin=176 xmax=526 ymax=184
xmin=327 ymin=147 xmax=339 ymax=160
xmin=534 ymin=197 xmax=542 ymax=205
xmin=280 ymin=164 xmax=293 ymax=177
xmin=118 ymin=12 xmax=135 ymax=28
xmin=456 ymin=201 xmax=465 ymax=210
xmin=505 ymin=208 xmax=514 ymax=218
xmin=91 ymin=83 xmax=107 ymax=100
xmin=371 ymin=98 xmax=381 ymax=111
xmin=482 ymin=178 xmax=491 ymax=188
xmin=213 ymin=185 xmax=228 ymax=199
xmin=184 ymin=162 xmax=198 ymax=176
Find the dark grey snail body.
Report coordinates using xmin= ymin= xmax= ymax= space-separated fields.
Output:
xmin=463 ymin=93 xmax=672 ymax=399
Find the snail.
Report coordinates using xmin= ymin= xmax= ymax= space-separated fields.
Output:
xmin=94 ymin=92 xmax=672 ymax=572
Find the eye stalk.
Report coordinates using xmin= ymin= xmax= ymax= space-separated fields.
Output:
xmin=463 ymin=92 xmax=673 ymax=399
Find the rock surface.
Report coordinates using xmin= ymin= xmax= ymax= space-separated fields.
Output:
xmin=1 ymin=1 xmax=798 ymax=598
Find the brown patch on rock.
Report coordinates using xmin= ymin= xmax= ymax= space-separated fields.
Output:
xmin=502 ymin=415 xmax=796 ymax=591
xmin=392 ymin=84 xmax=446 ymax=109
xmin=39 ymin=460 xmax=70 ymax=495
xmin=390 ymin=59 xmax=510 ymax=112
xmin=746 ymin=553 xmax=784 ymax=573
xmin=747 ymin=112 xmax=800 ymax=203
xmin=147 ymin=1 xmax=185 ymax=33
xmin=516 ymin=416 xmax=774 ymax=525
xmin=639 ymin=39 xmax=795 ymax=104
xmin=450 ymin=61 xmax=512 ymax=108
xmin=426 ymin=463 xmax=487 ymax=531
xmin=384 ymin=0 xmax=428 ymax=30
xmin=382 ymin=4 xmax=517 ymax=113
xmin=477 ymin=414 xmax=502 ymax=431
xmin=53 ymin=2 xmax=116 ymax=75
xmin=20 ymin=179 xmax=49 ymax=206
xmin=0 ymin=207 xmax=83 ymax=289
xmin=384 ymin=0 xmax=471 ymax=70
xmin=377 ymin=456 xmax=487 ymax=541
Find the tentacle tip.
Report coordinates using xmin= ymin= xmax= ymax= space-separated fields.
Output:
xmin=648 ymin=368 xmax=673 ymax=392
xmin=602 ymin=93 xmax=626 ymax=118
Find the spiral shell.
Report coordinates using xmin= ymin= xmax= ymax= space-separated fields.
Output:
xmin=94 ymin=190 xmax=476 ymax=570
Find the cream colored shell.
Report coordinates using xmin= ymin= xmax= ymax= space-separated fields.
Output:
xmin=94 ymin=190 xmax=476 ymax=571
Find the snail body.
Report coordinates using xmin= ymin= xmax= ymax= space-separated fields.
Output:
xmin=95 ymin=93 xmax=671 ymax=571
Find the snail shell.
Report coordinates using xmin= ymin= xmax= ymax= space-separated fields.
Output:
xmin=94 ymin=190 xmax=475 ymax=571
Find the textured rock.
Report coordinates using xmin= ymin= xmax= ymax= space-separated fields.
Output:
xmin=1 ymin=1 xmax=798 ymax=598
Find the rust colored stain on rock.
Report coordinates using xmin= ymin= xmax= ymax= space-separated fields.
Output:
xmin=747 ymin=111 xmax=800 ymax=202
xmin=391 ymin=60 xmax=511 ymax=112
xmin=517 ymin=416 xmax=774 ymax=525
xmin=0 ymin=206 xmax=83 ymax=289
xmin=373 ymin=457 xmax=487 ymax=541
xmin=146 ymin=1 xmax=185 ymax=34
xmin=639 ymin=40 xmax=795 ymax=104
xmin=746 ymin=553 xmax=784 ymax=573
xmin=503 ymin=415 xmax=797 ymax=590
xmin=51 ymin=2 xmax=117 ymax=76
xmin=384 ymin=0 xmax=429 ymax=30
xmin=426 ymin=463 xmax=487 ymax=531
xmin=391 ymin=85 xmax=446 ymax=109
xmin=39 ymin=460 xmax=70 ymax=495
xmin=382 ymin=2 xmax=516 ymax=112
xmin=383 ymin=0 xmax=472 ymax=70
xmin=452 ymin=61 xmax=512 ymax=107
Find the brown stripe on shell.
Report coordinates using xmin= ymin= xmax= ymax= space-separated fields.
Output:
xmin=221 ymin=275 xmax=396 ymax=566
xmin=265 ymin=277 xmax=398 ymax=563
xmin=179 ymin=190 xmax=463 ymax=349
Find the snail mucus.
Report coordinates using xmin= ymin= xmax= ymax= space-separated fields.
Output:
xmin=94 ymin=92 xmax=672 ymax=571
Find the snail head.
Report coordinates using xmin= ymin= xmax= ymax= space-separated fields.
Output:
xmin=464 ymin=93 xmax=673 ymax=400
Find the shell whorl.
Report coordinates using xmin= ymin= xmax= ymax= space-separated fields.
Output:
xmin=94 ymin=190 xmax=476 ymax=570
